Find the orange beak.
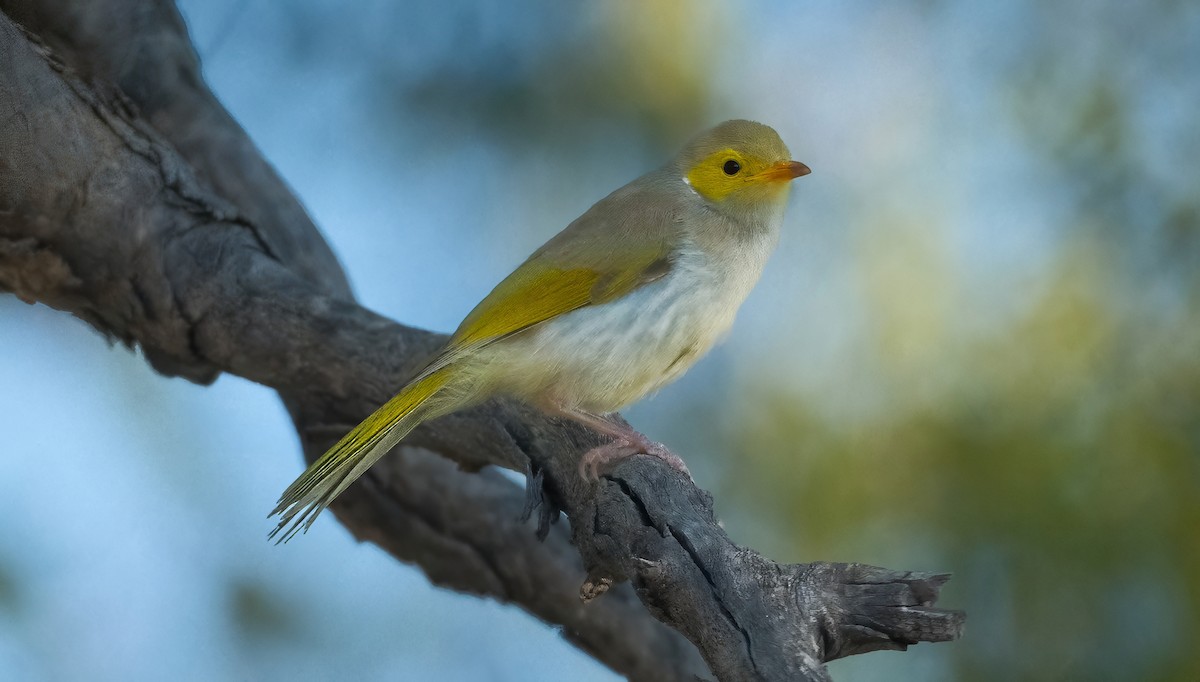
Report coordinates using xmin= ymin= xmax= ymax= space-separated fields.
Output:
xmin=758 ymin=160 xmax=811 ymax=182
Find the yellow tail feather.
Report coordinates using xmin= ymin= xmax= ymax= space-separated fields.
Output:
xmin=269 ymin=368 xmax=453 ymax=542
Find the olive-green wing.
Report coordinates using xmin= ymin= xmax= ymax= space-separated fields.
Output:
xmin=450 ymin=253 xmax=671 ymax=349
xmin=425 ymin=173 xmax=682 ymax=370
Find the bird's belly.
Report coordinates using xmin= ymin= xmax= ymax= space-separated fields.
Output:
xmin=482 ymin=263 xmax=746 ymax=413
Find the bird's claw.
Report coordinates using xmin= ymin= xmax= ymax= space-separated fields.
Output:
xmin=578 ymin=438 xmax=691 ymax=481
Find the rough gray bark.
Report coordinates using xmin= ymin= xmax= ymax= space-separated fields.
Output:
xmin=0 ymin=3 xmax=965 ymax=680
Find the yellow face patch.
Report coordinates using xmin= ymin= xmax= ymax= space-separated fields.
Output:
xmin=685 ymin=148 xmax=780 ymax=202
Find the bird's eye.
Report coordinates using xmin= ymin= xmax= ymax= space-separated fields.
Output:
xmin=722 ymin=160 xmax=741 ymax=176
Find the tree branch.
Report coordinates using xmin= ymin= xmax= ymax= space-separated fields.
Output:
xmin=0 ymin=4 xmax=964 ymax=680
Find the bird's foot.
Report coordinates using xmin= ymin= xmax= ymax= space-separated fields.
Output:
xmin=578 ymin=435 xmax=691 ymax=481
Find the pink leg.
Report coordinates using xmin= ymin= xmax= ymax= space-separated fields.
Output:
xmin=546 ymin=406 xmax=691 ymax=480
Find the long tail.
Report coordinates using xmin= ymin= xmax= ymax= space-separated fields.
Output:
xmin=269 ymin=368 xmax=454 ymax=542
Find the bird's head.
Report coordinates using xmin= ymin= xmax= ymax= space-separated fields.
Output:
xmin=674 ymin=119 xmax=809 ymax=225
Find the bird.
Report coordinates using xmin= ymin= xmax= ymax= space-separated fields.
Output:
xmin=270 ymin=119 xmax=809 ymax=541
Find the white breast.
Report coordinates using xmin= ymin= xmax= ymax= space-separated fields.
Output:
xmin=480 ymin=233 xmax=777 ymax=413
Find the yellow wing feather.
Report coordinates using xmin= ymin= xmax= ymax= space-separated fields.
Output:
xmin=268 ymin=368 xmax=451 ymax=542
xmin=451 ymin=254 xmax=672 ymax=350
xmin=452 ymin=265 xmax=602 ymax=347
xmin=449 ymin=179 xmax=680 ymax=350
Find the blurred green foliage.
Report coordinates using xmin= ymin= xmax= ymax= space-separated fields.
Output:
xmin=729 ymin=245 xmax=1199 ymax=678
xmin=319 ymin=0 xmax=730 ymax=174
xmin=721 ymin=2 xmax=1198 ymax=679
xmin=389 ymin=1 xmax=719 ymax=156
